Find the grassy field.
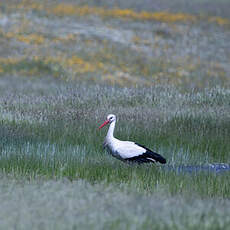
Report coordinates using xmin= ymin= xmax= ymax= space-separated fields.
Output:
xmin=0 ymin=0 xmax=230 ymax=229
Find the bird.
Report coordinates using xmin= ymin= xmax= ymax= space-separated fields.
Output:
xmin=99 ymin=114 xmax=166 ymax=164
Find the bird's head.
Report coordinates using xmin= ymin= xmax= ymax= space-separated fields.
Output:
xmin=99 ymin=114 xmax=116 ymax=129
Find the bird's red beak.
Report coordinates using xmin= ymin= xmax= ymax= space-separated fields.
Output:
xmin=99 ymin=120 xmax=109 ymax=129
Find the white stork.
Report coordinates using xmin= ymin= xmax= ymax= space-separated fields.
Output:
xmin=99 ymin=114 xmax=166 ymax=164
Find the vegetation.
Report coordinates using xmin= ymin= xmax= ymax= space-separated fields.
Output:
xmin=0 ymin=0 xmax=229 ymax=229
xmin=0 ymin=0 xmax=230 ymax=88
xmin=0 ymin=76 xmax=229 ymax=229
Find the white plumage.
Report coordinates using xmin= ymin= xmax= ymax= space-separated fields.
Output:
xmin=99 ymin=114 xmax=166 ymax=164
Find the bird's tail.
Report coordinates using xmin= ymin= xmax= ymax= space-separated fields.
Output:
xmin=135 ymin=143 xmax=167 ymax=164
xmin=149 ymin=151 xmax=166 ymax=164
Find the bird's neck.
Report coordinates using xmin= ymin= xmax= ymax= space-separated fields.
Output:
xmin=106 ymin=121 xmax=115 ymax=140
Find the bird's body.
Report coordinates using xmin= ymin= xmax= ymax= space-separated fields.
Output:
xmin=99 ymin=114 xmax=166 ymax=164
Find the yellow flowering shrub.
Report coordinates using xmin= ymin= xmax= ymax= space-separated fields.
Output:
xmin=5 ymin=32 xmax=45 ymax=45
xmin=209 ymin=17 xmax=230 ymax=26
xmin=49 ymin=4 xmax=197 ymax=23
xmin=2 ymin=1 xmax=230 ymax=27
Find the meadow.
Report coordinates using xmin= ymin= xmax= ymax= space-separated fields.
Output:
xmin=0 ymin=0 xmax=230 ymax=229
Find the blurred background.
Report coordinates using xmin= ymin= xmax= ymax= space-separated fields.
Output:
xmin=0 ymin=0 xmax=229 ymax=90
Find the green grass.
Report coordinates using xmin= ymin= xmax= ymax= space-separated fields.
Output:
xmin=0 ymin=77 xmax=229 ymax=200
xmin=0 ymin=175 xmax=229 ymax=230
xmin=1 ymin=138 xmax=229 ymax=198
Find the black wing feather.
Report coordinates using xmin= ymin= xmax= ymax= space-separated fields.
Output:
xmin=126 ymin=143 xmax=166 ymax=164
